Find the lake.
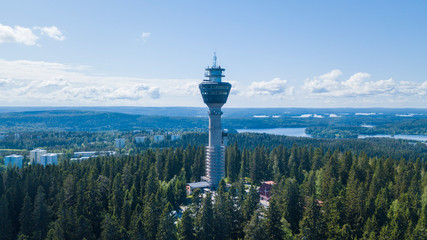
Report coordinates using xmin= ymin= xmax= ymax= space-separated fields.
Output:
xmin=236 ymin=128 xmax=311 ymax=137
xmin=358 ymin=134 xmax=427 ymax=142
xmin=237 ymin=128 xmax=427 ymax=142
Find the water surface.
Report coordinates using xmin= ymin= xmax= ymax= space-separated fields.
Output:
xmin=237 ymin=128 xmax=310 ymax=137
xmin=358 ymin=134 xmax=427 ymax=142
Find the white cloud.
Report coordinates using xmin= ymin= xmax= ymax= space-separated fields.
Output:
xmin=0 ymin=24 xmax=38 ymax=45
xmin=0 ymin=58 xmax=197 ymax=105
xmin=0 ymin=23 xmax=65 ymax=45
xmin=35 ymin=26 xmax=65 ymax=41
xmin=141 ymin=32 xmax=151 ymax=41
xmin=0 ymin=78 xmax=13 ymax=86
xmin=248 ymin=78 xmax=288 ymax=96
xmin=0 ymin=58 xmax=425 ymax=107
xmin=304 ymin=69 xmax=342 ymax=94
xmin=304 ymin=70 xmax=401 ymax=97
xmin=108 ymin=84 xmax=160 ymax=100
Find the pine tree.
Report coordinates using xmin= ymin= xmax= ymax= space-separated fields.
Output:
xmin=75 ymin=215 xmax=95 ymax=240
xmin=0 ymin=195 xmax=11 ymax=239
xmin=213 ymin=180 xmax=233 ymax=239
xmin=249 ymin=147 xmax=264 ymax=184
xmin=121 ymin=199 xmax=132 ymax=231
xmin=156 ymin=203 xmax=177 ymax=240
xmin=242 ymin=185 xmax=259 ymax=222
xmin=266 ymin=197 xmax=283 ymax=240
xmin=281 ymin=216 xmax=295 ymax=240
xmin=196 ymin=192 xmax=214 ymax=240
xmin=109 ymin=173 xmax=124 ymax=218
xmin=243 ymin=210 xmax=268 ymax=240
xmin=412 ymin=203 xmax=427 ymax=239
xmin=226 ymin=143 xmax=241 ymax=183
xmin=45 ymin=221 xmax=65 ymax=240
xmin=145 ymin=164 xmax=160 ymax=197
xmin=178 ymin=209 xmax=196 ymax=240
xmin=143 ymin=195 xmax=159 ymax=240
xmin=281 ymin=178 xmax=303 ymax=234
xmin=100 ymin=214 xmax=126 ymax=240
xmin=299 ymin=196 xmax=326 ymax=240
xmin=84 ymin=176 xmax=104 ymax=238
xmin=32 ymin=186 xmax=49 ymax=240
xmin=19 ymin=194 xmax=33 ymax=238
xmin=129 ymin=204 xmax=146 ymax=240
xmin=228 ymin=183 xmax=244 ymax=239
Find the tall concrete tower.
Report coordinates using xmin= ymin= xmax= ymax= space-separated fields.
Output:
xmin=199 ymin=53 xmax=232 ymax=187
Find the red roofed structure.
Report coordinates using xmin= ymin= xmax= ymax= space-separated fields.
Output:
xmin=259 ymin=181 xmax=276 ymax=201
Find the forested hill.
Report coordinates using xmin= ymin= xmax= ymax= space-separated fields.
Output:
xmin=0 ymin=111 xmax=206 ymax=131
xmin=0 ymin=143 xmax=426 ymax=239
xmin=0 ymin=109 xmax=426 ymax=138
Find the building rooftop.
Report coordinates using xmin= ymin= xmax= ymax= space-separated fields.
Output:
xmin=41 ymin=153 xmax=58 ymax=157
xmin=187 ymin=181 xmax=210 ymax=189
xmin=5 ymin=154 xmax=23 ymax=158
xmin=30 ymin=149 xmax=46 ymax=152
xmin=264 ymin=181 xmax=276 ymax=185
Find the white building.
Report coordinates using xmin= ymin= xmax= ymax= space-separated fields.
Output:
xmin=115 ymin=138 xmax=125 ymax=148
xmin=39 ymin=153 xmax=58 ymax=166
xmin=70 ymin=156 xmax=91 ymax=162
xmin=135 ymin=136 xmax=146 ymax=143
xmin=153 ymin=135 xmax=165 ymax=143
xmin=171 ymin=135 xmax=181 ymax=141
xmin=74 ymin=151 xmax=97 ymax=158
xmin=30 ymin=149 xmax=47 ymax=164
xmin=4 ymin=154 xmax=23 ymax=168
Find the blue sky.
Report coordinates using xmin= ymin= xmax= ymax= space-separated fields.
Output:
xmin=0 ymin=1 xmax=426 ymax=107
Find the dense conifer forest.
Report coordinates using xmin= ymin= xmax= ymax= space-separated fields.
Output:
xmin=0 ymin=135 xmax=426 ymax=239
xmin=0 ymin=109 xmax=426 ymax=138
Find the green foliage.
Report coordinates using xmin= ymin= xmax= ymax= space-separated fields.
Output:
xmin=177 ymin=209 xmax=196 ymax=240
xmin=243 ymin=210 xmax=268 ymax=240
xmin=0 ymin=133 xmax=425 ymax=240
xmin=196 ymin=192 xmax=214 ymax=240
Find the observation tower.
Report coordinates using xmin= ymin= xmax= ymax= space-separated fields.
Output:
xmin=199 ymin=53 xmax=232 ymax=187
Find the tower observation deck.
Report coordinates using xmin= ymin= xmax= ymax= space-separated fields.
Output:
xmin=199 ymin=53 xmax=232 ymax=188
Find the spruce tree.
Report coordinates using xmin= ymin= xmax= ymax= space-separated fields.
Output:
xmin=299 ymin=196 xmax=326 ymax=240
xmin=100 ymin=214 xmax=126 ymax=240
xmin=75 ymin=215 xmax=95 ymax=240
xmin=156 ymin=203 xmax=177 ymax=240
xmin=19 ymin=194 xmax=33 ymax=238
xmin=266 ymin=197 xmax=283 ymax=240
xmin=281 ymin=216 xmax=295 ymax=240
xmin=243 ymin=210 xmax=268 ymax=240
xmin=0 ymin=195 xmax=11 ymax=239
xmin=196 ymin=192 xmax=214 ymax=240
xmin=213 ymin=180 xmax=232 ymax=239
xmin=178 ymin=209 xmax=196 ymax=240
xmin=143 ymin=195 xmax=159 ymax=240
xmin=242 ymin=185 xmax=259 ymax=222
xmin=32 ymin=186 xmax=49 ymax=240
xmin=129 ymin=204 xmax=146 ymax=240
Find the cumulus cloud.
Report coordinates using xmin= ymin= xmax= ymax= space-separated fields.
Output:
xmin=140 ymin=32 xmax=151 ymax=41
xmin=0 ymin=23 xmax=38 ymax=45
xmin=35 ymin=26 xmax=65 ymax=41
xmin=0 ymin=23 xmax=65 ymax=45
xmin=1 ymin=58 xmax=425 ymax=107
xmin=0 ymin=78 xmax=13 ymax=86
xmin=304 ymin=70 xmax=400 ymax=97
xmin=248 ymin=78 xmax=288 ymax=96
xmin=0 ymin=58 xmax=180 ymax=105
xmin=108 ymin=84 xmax=160 ymax=100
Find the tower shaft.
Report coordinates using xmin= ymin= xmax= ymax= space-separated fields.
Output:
xmin=199 ymin=54 xmax=231 ymax=187
xmin=208 ymin=108 xmax=222 ymax=146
